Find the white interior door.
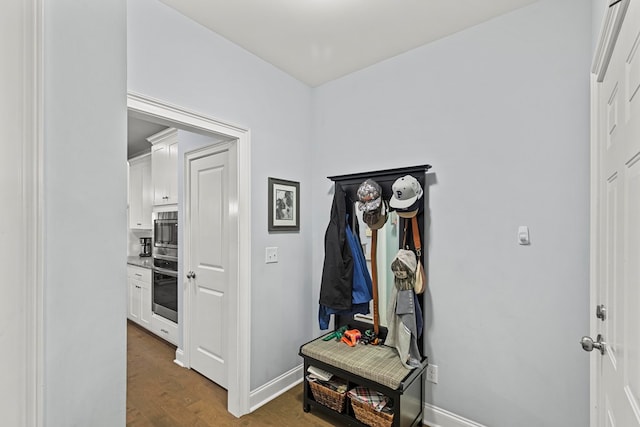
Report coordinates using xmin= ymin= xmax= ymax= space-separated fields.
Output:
xmin=187 ymin=146 xmax=230 ymax=389
xmin=591 ymin=1 xmax=640 ymax=425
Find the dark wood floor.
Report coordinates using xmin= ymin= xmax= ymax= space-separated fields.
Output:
xmin=127 ymin=321 xmax=339 ymax=426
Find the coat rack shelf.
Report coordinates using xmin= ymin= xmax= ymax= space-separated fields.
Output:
xmin=328 ymin=164 xmax=431 ymax=350
xmin=300 ymin=164 xmax=432 ymax=427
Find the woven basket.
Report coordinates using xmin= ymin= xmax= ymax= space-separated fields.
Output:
xmin=350 ymin=397 xmax=394 ymax=427
xmin=308 ymin=379 xmax=347 ymax=413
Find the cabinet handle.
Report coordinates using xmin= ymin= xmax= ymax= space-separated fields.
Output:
xmin=135 ymin=273 xmax=142 ymax=277
xmin=161 ymin=329 xmax=168 ymax=334
xmin=137 ymin=223 xmax=142 ymax=226
xmin=135 ymin=285 xmax=141 ymax=289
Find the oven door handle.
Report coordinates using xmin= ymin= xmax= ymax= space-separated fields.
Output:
xmin=153 ymin=267 xmax=178 ymax=278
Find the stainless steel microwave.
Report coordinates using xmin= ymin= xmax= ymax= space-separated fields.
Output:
xmin=153 ymin=210 xmax=178 ymax=250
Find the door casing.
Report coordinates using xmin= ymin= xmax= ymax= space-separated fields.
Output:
xmin=127 ymin=92 xmax=252 ymax=417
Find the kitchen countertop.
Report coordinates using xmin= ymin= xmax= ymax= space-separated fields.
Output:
xmin=127 ymin=255 xmax=153 ymax=269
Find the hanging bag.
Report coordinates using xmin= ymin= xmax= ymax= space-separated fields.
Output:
xmin=411 ymin=216 xmax=426 ymax=294
xmin=402 ymin=216 xmax=426 ymax=294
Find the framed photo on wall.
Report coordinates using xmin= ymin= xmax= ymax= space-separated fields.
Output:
xmin=268 ymin=177 xmax=300 ymax=232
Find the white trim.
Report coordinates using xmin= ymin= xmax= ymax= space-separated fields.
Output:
xmin=146 ymin=127 xmax=177 ymax=145
xmin=173 ymin=348 xmax=186 ymax=368
xmin=249 ymin=365 xmax=304 ymax=412
xmin=592 ymin=0 xmax=630 ymax=82
xmin=127 ymin=92 xmax=252 ymax=417
xmin=23 ymin=0 xmax=44 ymax=425
xmin=423 ymin=403 xmax=487 ymax=427
xmin=128 ymin=152 xmax=151 ymax=163
xmin=128 ymin=92 xmax=247 ymax=135
xmin=589 ymin=73 xmax=600 ymax=427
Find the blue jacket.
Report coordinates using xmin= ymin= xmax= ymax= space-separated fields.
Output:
xmin=319 ymin=211 xmax=372 ymax=329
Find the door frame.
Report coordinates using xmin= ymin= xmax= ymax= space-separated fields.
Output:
xmin=589 ymin=2 xmax=630 ymax=426
xmin=127 ymin=92 xmax=252 ymax=417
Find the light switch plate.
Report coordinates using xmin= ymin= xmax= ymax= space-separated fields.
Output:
xmin=518 ymin=226 xmax=530 ymax=245
xmin=265 ymin=247 xmax=278 ymax=263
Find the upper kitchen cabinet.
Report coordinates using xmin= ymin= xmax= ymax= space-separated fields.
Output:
xmin=148 ymin=128 xmax=178 ymax=206
xmin=128 ymin=154 xmax=152 ymax=229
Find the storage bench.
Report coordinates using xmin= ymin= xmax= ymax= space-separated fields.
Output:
xmin=300 ymin=333 xmax=427 ymax=427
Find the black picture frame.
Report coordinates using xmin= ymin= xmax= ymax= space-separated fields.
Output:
xmin=268 ymin=177 xmax=300 ymax=232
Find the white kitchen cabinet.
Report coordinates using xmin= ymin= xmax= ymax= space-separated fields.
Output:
xmin=127 ymin=265 xmax=152 ymax=328
xmin=148 ymin=128 xmax=178 ymax=206
xmin=151 ymin=313 xmax=178 ymax=346
xmin=128 ymin=154 xmax=152 ymax=229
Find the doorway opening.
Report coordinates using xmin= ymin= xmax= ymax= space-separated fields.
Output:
xmin=126 ymin=92 xmax=252 ymax=417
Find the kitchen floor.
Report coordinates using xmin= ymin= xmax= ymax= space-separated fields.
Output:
xmin=126 ymin=321 xmax=338 ymax=426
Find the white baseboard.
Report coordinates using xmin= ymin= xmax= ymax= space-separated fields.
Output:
xmin=173 ymin=348 xmax=186 ymax=368
xmin=423 ymin=403 xmax=487 ymax=427
xmin=249 ymin=364 xmax=304 ymax=412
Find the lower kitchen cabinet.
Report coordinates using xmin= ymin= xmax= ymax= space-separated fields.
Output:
xmin=151 ymin=313 xmax=178 ymax=345
xmin=127 ymin=263 xmax=178 ymax=346
xmin=127 ymin=265 xmax=152 ymax=328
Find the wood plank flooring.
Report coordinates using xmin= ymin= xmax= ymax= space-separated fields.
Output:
xmin=127 ymin=321 xmax=339 ymax=426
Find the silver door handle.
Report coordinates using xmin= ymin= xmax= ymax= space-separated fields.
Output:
xmin=187 ymin=271 xmax=196 ymax=279
xmin=581 ymin=334 xmax=606 ymax=355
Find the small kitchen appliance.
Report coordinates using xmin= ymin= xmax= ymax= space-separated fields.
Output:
xmin=139 ymin=237 xmax=152 ymax=257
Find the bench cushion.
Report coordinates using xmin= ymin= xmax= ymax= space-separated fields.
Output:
xmin=301 ymin=334 xmax=411 ymax=389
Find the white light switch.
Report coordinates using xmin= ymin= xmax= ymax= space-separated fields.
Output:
xmin=518 ymin=226 xmax=530 ymax=245
xmin=265 ymin=247 xmax=278 ymax=263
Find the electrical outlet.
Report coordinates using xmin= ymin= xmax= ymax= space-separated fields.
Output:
xmin=265 ymin=247 xmax=278 ymax=264
xmin=426 ymin=364 xmax=438 ymax=384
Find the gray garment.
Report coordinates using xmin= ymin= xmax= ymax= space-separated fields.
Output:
xmin=385 ymin=287 xmax=421 ymax=369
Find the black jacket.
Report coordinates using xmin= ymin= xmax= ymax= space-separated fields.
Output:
xmin=319 ymin=184 xmax=353 ymax=311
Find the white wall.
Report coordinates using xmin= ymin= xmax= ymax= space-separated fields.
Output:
xmin=43 ymin=1 xmax=128 ymax=425
xmin=311 ymin=0 xmax=591 ymax=426
xmin=127 ymin=0 xmax=314 ymax=390
xmin=1 ymin=1 xmax=33 ymax=425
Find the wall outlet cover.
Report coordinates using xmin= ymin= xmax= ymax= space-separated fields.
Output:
xmin=265 ymin=247 xmax=278 ymax=263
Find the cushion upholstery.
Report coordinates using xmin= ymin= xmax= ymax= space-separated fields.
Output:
xmin=301 ymin=334 xmax=411 ymax=389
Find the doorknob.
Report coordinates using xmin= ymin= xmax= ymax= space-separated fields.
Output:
xmin=581 ymin=334 xmax=606 ymax=355
xmin=596 ymin=304 xmax=607 ymax=321
xmin=186 ymin=271 xmax=196 ymax=279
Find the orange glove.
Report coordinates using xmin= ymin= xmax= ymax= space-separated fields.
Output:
xmin=341 ymin=329 xmax=361 ymax=347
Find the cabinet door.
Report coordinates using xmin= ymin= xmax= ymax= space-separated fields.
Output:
xmin=128 ymin=278 xmax=141 ymax=323
xmin=140 ymin=281 xmax=152 ymax=327
xmin=129 ymin=163 xmax=144 ymax=228
xmin=140 ymin=158 xmax=152 ymax=228
xmin=129 ymin=156 xmax=152 ymax=229
xmin=152 ymin=144 xmax=168 ymax=205
xmin=149 ymin=128 xmax=178 ymax=206
xmin=166 ymin=140 xmax=178 ymax=204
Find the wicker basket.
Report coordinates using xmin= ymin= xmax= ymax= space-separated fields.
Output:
xmin=308 ymin=379 xmax=347 ymax=413
xmin=350 ymin=397 xmax=394 ymax=427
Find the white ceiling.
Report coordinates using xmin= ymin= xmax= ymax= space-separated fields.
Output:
xmin=159 ymin=0 xmax=538 ymax=87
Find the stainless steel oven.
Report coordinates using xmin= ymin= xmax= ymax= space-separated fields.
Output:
xmin=152 ymin=257 xmax=178 ymax=323
xmin=152 ymin=210 xmax=178 ymax=323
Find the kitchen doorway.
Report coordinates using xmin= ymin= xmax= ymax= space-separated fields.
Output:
xmin=127 ymin=92 xmax=252 ymax=417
